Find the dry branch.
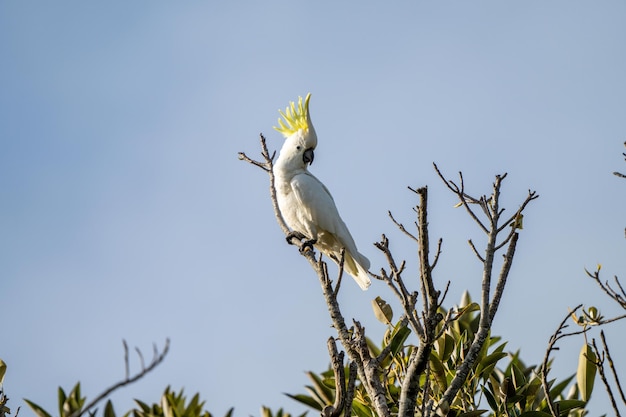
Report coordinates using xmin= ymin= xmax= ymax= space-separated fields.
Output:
xmin=67 ymin=339 xmax=170 ymax=417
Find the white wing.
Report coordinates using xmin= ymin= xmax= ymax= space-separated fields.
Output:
xmin=291 ymin=171 xmax=371 ymax=290
xmin=291 ymin=172 xmax=351 ymax=241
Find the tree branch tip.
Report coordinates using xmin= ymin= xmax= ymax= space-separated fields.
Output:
xmin=371 ymin=271 xmax=385 ymax=280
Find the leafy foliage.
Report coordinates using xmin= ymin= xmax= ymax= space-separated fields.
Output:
xmin=22 ymin=383 xmax=307 ymax=417
xmin=24 ymin=385 xmax=240 ymax=417
xmin=287 ymin=292 xmax=596 ymax=416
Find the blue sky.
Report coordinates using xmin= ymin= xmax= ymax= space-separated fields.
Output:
xmin=1 ymin=2 xmax=625 ymax=416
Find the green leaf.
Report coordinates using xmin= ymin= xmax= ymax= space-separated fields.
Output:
xmin=388 ymin=323 xmax=411 ymax=358
xmin=482 ymin=385 xmax=498 ymax=412
xmin=457 ymin=411 xmax=488 ymax=417
xmin=511 ymin=213 xmax=524 ymax=229
xmin=306 ymin=372 xmax=334 ymax=404
xmin=553 ymin=399 xmax=586 ymax=414
xmin=576 ymin=343 xmax=596 ymax=402
xmin=372 ymin=297 xmax=393 ymax=325
xmin=429 ymin=351 xmax=447 ymax=391
xmin=58 ymin=386 xmax=68 ymax=417
xmin=518 ymin=412 xmax=553 ymax=417
xmin=476 ymin=349 xmax=507 ymax=381
xmin=548 ymin=374 xmax=575 ymax=400
xmin=0 ymin=359 xmax=6 ymax=386
xmin=24 ymin=399 xmax=54 ymax=417
xmin=104 ymin=400 xmax=116 ymax=417
xmin=284 ymin=393 xmax=323 ymax=411
xmin=510 ymin=360 xmax=527 ymax=388
xmin=351 ymin=400 xmax=374 ymax=417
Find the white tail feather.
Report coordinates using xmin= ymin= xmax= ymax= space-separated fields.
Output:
xmin=344 ymin=252 xmax=371 ymax=290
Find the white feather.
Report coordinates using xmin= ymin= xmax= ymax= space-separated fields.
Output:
xmin=274 ymin=127 xmax=371 ymax=290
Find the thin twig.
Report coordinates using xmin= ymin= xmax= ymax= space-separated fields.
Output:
xmin=591 ymin=338 xmax=621 ymax=417
xmin=123 ymin=340 xmax=129 ymax=380
xmin=468 ymin=239 xmax=485 ymax=263
xmin=433 ymin=163 xmax=489 ymax=234
xmin=431 ymin=238 xmax=443 ymax=269
xmin=334 ymin=249 xmax=346 ymax=297
xmin=600 ymin=330 xmax=626 ymax=405
xmin=541 ymin=307 xmax=583 ymax=417
xmin=67 ymin=339 xmax=170 ymax=417
xmin=389 ymin=210 xmax=419 ymax=243
xmin=586 ymin=268 xmax=626 ymax=309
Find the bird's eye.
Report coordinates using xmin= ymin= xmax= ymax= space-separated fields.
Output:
xmin=296 ymin=146 xmax=301 ymax=150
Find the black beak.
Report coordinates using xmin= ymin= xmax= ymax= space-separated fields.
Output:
xmin=303 ymin=148 xmax=314 ymax=165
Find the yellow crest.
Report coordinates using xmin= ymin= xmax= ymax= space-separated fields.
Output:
xmin=273 ymin=93 xmax=311 ymax=138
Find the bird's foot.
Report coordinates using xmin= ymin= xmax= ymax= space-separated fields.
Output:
xmin=286 ymin=231 xmax=306 ymax=245
xmin=300 ymin=239 xmax=317 ymax=253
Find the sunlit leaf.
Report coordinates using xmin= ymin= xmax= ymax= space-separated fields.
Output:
xmin=351 ymin=400 xmax=374 ymax=417
xmin=511 ymin=213 xmax=524 ymax=229
xmin=0 ymin=359 xmax=6 ymax=386
xmin=371 ymin=297 xmax=393 ymax=325
xmin=576 ymin=343 xmax=596 ymax=402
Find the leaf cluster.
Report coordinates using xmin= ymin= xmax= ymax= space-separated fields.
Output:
xmin=288 ymin=292 xmax=596 ymax=417
xmin=23 ymin=384 xmax=213 ymax=417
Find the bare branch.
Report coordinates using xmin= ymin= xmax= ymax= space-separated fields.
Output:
xmin=431 ymin=238 xmax=443 ymax=269
xmin=322 ymin=338 xmax=347 ymax=417
xmin=541 ymin=306 xmax=585 ymax=417
xmin=67 ymin=339 xmax=170 ymax=417
xmin=489 ymin=232 xmax=519 ymax=325
xmin=123 ymin=340 xmax=129 ymax=380
xmin=600 ymin=331 xmax=626 ymax=406
xmin=398 ymin=343 xmax=432 ymax=417
xmin=586 ymin=268 xmax=626 ymax=310
xmin=239 ymin=134 xmax=292 ymax=238
xmin=437 ymin=169 xmax=537 ymax=412
xmin=238 ymin=152 xmax=269 ymax=172
xmin=389 ymin=210 xmax=419 ymax=243
xmin=344 ymin=362 xmax=357 ymax=417
xmin=238 ymin=134 xmax=275 ymax=172
xmin=374 ymin=235 xmax=425 ymax=339
xmin=496 ymin=190 xmax=539 ymax=235
xmin=591 ymin=337 xmax=621 ymax=417
xmin=468 ymin=239 xmax=485 ymax=263
xmin=135 ymin=347 xmax=145 ymax=371
xmin=613 ymin=142 xmax=626 ymax=178
xmin=333 ymin=249 xmax=346 ymax=298
xmin=433 ymin=163 xmax=489 ymax=234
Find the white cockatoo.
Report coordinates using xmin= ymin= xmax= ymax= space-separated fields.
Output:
xmin=273 ymin=93 xmax=371 ymax=290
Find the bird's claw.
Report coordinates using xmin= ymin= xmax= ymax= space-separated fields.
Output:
xmin=285 ymin=232 xmax=316 ymax=253
xmin=286 ymin=231 xmax=306 ymax=245
xmin=300 ymin=239 xmax=317 ymax=253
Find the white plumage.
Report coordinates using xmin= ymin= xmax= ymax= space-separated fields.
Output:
xmin=273 ymin=94 xmax=371 ymax=290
